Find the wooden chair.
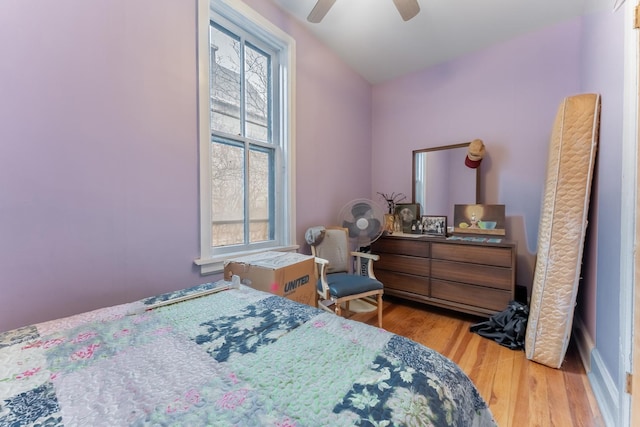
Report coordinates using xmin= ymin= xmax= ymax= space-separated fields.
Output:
xmin=309 ymin=227 xmax=384 ymax=328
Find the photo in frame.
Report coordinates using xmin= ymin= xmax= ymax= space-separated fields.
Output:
xmin=421 ymin=215 xmax=447 ymax=237
xmin=453 ymin=204 xmax=506 ymax=236
xmin=394 ymin=203 xmax=420 ymax=233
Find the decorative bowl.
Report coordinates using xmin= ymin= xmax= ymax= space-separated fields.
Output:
xmin=478 ymin=221 xmax=497 ymax=230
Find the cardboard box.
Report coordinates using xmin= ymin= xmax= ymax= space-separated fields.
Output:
xmin=223 ymin=251 xmax=317 ymax=307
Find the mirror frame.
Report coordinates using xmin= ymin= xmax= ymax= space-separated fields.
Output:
xmin=412 ymin=142 xmax=481 ymax=211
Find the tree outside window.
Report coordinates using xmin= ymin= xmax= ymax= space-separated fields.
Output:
xmin=209 ymin=22 xmax=274 ymax=248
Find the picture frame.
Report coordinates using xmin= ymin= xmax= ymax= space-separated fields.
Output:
xmin=453 ymin=204 xmax=506 ymax=236
xmin=410 ymin=219 xmax=422 ymax=234
xmin=421 ymin=215 xmax=447 ymax=237
xmin=394 ymin=203 xmax=420 ymax=233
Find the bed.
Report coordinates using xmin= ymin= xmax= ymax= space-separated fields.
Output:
xmin=0 ymin=281 xmax=496 ymax=426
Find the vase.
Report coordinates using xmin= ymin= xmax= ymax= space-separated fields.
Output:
xmin=384 ymin=214 xmax=395 ymax=234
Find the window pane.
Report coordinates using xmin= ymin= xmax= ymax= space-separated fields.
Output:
xmin=245 ymin=44 xmax=270 ymax=142
xmin=249 ymin=147 xmax=273 ymax=243
xmin=210 ymin=24 xmax=241 ymax=135
xmin=211 ymin=140 xmax=244 ymax=247
xmin=201 ymin=9 xmax=291 ymax=263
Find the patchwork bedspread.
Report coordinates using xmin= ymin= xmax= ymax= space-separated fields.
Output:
xmin=1 ymin=283 xmax=496 ymax=426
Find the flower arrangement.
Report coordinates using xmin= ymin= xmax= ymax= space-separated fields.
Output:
xmin=377 ymin=192 xmax=406 ymax=214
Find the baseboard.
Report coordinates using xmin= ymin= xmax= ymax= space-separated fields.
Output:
xmin=588 ymin=348 xmax=619 ymax=427
xmin=572 ymin=318 xmax=618 ymax=427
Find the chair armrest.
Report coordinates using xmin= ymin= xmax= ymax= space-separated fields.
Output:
xmin=314 ymin=257 xmax=330 ymax=296
xmin=351 ymin=251 xmax=380 ymax=262
xmin=351 ymin=252 xmax=380 ymax=279
xmin=314 ymin=256 xmax=330 ymax=267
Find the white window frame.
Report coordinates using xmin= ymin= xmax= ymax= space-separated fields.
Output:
xmin=194 ymin=0 xmax=297 ymax=275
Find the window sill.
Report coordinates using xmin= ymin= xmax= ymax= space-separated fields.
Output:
xmin=194 ymin=244 xmax=300 ymax=275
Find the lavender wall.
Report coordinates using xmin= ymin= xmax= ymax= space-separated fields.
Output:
xmin=0 ymin=6 xmax=625 ymax=411
xmin=372 ymin=19 xmax=583 ymax=293
xmin=0 ymin=0 xmax=372 ymax=332
xmin=371 ymin=5 xmax=626 ymax=405
xmin=580 ymin=5 xmax=624 ymax=396
xmin=0 ymin=0 xmax=202 ymax=332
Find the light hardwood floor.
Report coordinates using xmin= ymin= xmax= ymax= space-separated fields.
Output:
xmin=348 ymin=296 xmax=605 ymax=427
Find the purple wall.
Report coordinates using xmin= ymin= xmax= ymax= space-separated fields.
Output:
xmin=372 ymin=19 xmax=582 ymax=292
xmin=0 ymin=0 xmax=203 ymax=331
xmin=0 ymin=3 xmax=625 ymax=398
xmin=580 ymin=5 xmax=624 ymax=388
xmin=0 ymin=0 xmax=372 ymax=331
xmin=371 ymin=5 xmax=625 ymax=387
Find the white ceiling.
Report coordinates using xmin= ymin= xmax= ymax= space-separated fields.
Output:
xmin=272 ymin=0 xmax=601 ymax=84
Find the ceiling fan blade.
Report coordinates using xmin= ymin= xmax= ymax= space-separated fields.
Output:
xmin=392 ymin=0 xmax=420 ymax=21
xmin=307 ymin=0 xmax=337 ymax=23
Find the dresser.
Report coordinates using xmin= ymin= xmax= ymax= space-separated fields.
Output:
xmin=370 ymin=234 xmax=516 ymax=317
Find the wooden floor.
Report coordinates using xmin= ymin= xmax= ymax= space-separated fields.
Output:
xmin=348 ymin=296 xmax=605 ymax=427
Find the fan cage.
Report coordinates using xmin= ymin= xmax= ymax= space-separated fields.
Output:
xmin=338 ymin=198 xmax=386 ymax=248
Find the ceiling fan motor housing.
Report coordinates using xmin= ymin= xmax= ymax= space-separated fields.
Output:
xmin=307 ymin=0 xmax=420 ymax=23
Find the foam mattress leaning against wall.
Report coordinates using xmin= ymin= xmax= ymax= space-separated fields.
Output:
xmin=525 ymin=93 xmax=601 ymax=369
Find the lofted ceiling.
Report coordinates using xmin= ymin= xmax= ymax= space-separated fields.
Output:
xmin=272 ymin=0 xmax=597 ymax=84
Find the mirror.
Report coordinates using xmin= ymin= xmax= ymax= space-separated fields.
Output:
xmin=413 ymin=142 xmax=480 ymax=228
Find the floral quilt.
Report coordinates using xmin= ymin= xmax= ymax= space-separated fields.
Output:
xmin=0 ymin=283 xmax=496 ymax=426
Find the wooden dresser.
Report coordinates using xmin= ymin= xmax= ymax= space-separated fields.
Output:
xmin=370 ymin=234 xmax=516 ymax=317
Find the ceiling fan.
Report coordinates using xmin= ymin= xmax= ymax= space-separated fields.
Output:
xmin=307 ymin=0 xmax=420 ymax=23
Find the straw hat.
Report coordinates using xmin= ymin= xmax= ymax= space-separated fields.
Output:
xmin=465 ymin=139 xmax=485 ymax=168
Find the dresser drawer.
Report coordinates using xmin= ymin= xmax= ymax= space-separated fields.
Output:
xmin=375 ymin=253 xmax=429 ymax=277
xmin=371 ymin=236 xmax=515 ymax=317
xmin=431 ymin=242 xmax=512 ymax=267
xmin=372 ymin=238 xmax=429 ymax=258
xmin=374 ymin=270 xmax=429 ymax=296
xmin=431 ymin=259 xmax=512 ymax=290
xmin=431 ymin=278 xmax=511 ymax=312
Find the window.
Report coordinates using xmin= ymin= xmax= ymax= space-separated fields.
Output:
xmin=195 ymin=0 xmax=296 ymax=274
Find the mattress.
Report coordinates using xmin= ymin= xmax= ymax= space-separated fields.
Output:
xmin=0 ymin=281 xmax=496 ymax=426
xmin=525 ymin=93 xmax=601 ymax=368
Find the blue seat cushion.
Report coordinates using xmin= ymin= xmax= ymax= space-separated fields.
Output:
xmin=317 ymin=273 xmax=383 ymax=298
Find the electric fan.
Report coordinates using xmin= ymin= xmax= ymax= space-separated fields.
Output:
xmin=338 ymin=198 xmax=385 ymax=250
xmin=337 ymin=198 xmax=385 ymax=313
